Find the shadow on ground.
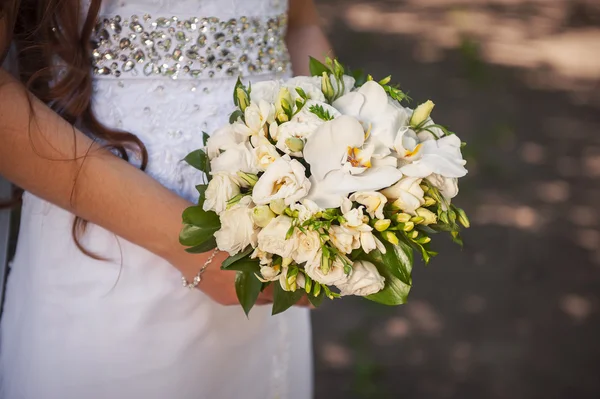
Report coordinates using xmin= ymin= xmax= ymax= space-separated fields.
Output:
xmin=311 ymin=1 xmax=600 ymax=398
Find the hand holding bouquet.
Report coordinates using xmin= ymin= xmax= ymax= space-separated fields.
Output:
xmin=179 ymin=58 xmax=469 ymax=315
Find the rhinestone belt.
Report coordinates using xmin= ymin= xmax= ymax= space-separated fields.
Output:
xmin=91 ymin=14 xmax=290 ymax=80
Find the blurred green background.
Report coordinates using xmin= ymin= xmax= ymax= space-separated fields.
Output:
xmin=311 ymin=1 xmax=600 ymax=398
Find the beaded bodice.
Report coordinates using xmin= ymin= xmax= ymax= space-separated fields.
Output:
xmin=86 ymin=0 xmax=291 ymax=202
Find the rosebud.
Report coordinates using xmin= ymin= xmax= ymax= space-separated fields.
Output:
xmin=456 ymin=208 xmax=470 ymax=228
xmin=285 ymin=137 xmax=304 ymax=153
xmin=269 ymin=199 xmax=286 ymax=215
xmin=415 ymin=208 xmax=437 ymax=225
xmin=381 ymin=231 xmax=399 ymax=245
xmin=321 ymin=72 xmax=334 ymax=99
xmin=402 ymin=221 xmax=415 ymax=232
xmin=235 ymin=87 xmax=249 ymax=112
xmin=236 ymin=171 xmax=258 ymax=187
xmin=374 ymin=219 xmax=391 ymax=232
xmin=252 ymin=205 xmax=276 ymax=227
xmin=393 ymin=213 xmax=412 ymax=223
xmin=423 ymin=196 xmax=436 ymax=207
xmin=410 ymin=100 xmax=435 ymax=128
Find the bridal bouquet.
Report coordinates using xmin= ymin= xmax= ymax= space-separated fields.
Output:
xmin=179 ymin=58 xmax=469 ymax=315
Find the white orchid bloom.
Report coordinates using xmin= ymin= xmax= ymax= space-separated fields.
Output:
xmin=400 ymin=134 xmax=467 ymax=178
xmin=333 ymin=81 xmax=410 ymax=150
xmin=304 ymin=116 xmax=403 ymax=209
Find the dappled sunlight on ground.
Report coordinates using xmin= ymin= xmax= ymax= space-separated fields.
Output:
xmin=312 ymin=1 xmax=600 ymax=398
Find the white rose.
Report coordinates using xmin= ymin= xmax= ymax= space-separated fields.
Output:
xmin=380 ymin=176 xmax=425 ymax=215
xmin=253 ymin=137 xmax=281 ymax=171
xmin=335 ymin=260 xmax=385 ymax=296
xmin=251 ymin=248 xmax=273 ymax=266
xmin=257 ymin=215 xmax=297 ymax=258
xmin=206 ymin=124 xmax=246 ymax=159
xmin=293 ymin=229 xmax=321 ymax=265
xmin=290 ymin=199 xmax=322 ymax=222
xmin=202 ymin=173 xmax=241 ymax=215
xmin=305 ymin=256 xmax=350 ymax=286
xmin=214 ymin=197 xmax=258 ymax=256
xmin=250 ymin=80 xmax=281 ymax=104
xmin=349 ymin=191 xmax=387 ymax=220
xmin=329 ymin=225 xmax=361 ymax=254
xmin=285 ymin=76 xmax=326 ymax=103
xmin=210 ymin=141 xmax=259 ymax=175
xmin=426 ymin=173 xmax=459 ymax=200
xmin=252 ymin=156 xmax=311 ymax=206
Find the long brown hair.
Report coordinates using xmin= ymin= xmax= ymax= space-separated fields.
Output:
xmin=1 ymin=0 xmax=148 ymax=258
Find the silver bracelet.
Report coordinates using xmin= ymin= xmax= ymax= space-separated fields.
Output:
xmin=181 ymin=249 xmax=220 ymax=289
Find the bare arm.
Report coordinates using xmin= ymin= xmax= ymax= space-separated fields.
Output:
xmin=286 ymin=0 xmax=333 ymax=75
xmin=0 ymin=62 xmax=258 ymax=304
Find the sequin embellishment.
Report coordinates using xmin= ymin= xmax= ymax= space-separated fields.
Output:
xmin=91 ymin=14 xmax=290 ymax=80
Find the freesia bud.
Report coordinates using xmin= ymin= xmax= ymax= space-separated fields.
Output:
xmin=415 ymin=208 xmax=437 ymax=225
xmin=411 ymin=216 xmax=425 ymax=225
xmin=304 ymin=276 xmax=312 ymax=293
xmin=423 ymin=196 xmax=436 ymax=207
xmin=285 ymin=137 xmax=305 ymax=152
xmin=236 ymin=171 xmax=259 ymax=187
xmin=402 ymin=221 xmax=415 ymax=232
xmin=321 ymin=251 xmax=332 ymax=275
xmin=374 ymin=219 xmax=391 ymax=232
xmin=226 ymin=193 xmax=245 ymax=208
xmin=235 ymin=87 xmax=249 ymax=112
xmin=438 ymin=211 xmax=449 ymax=224
xmin=456 ymin=208 xmax=470 ymax=228
xmin=381 ymin=231 xmax=399 ymax=245
xmin=313 ymin=282 xmax=322 ymax=297
xmin=282 ymin=257 xmax=293 ymax=268
xmin=418 ymin=236 xmax=431 ymax=244
xmin=252 ymin=205 xmax=276 ymax=227
xmin=420 ymin=183 xmax=429 ymax=192
xmin=410 ymin=230 xmax=419 ymax=239
xmin=393 ymin=213 xmax=412 ymax=223
xmin=269 ymin=199 xmax=286 ymax=215
xmin=410 ymin=100 xmax=435 ymax=128
xmin=378 ymin=75 xmax=391 ymax=85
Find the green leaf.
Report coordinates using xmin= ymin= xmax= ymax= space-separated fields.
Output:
xmin=184 ymin=237 xmax=217 ymax=253
xmin=202 ymin=132 xmax=210 ymax=146
xmin=229 ymin=109 xmax=244 ymax=124
xmin=272 ymin=283 xmax=305 ymax=315
xmin=179 ymin=206 xmax=220 ymax=246
xmin=184 ymin=149 xmax=211 ymax=176
xmin=235 ymin=271 xmax=263 ymax=317
xmin=379 ymin=238 xmax=413 ymax=286
xmin=309 ymin=104 xmax=335 ymax=121
xmin=360 ymin=249 xmax=412 ymax=306
xmin=195 ymin=184 xmax=208 ymax=208
xmin=307 ymin=291 xmax=325 ymax=308
xmin=222 ymin=258 xmax=260 ymax=272
xmin=221 ymin=246 xmax=254 ymax=269
xmin=309 ymin=56 xmax=329 ymax=77
xmin=351 ymin=68 xmax=367 ymax=87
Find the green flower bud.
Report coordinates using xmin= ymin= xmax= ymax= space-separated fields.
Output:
xmin=269 ymin=199 xmax=286 ymax=215
xmin=321 ymin=72 xmax=334 ymax=99
xmin=410 ymin=100 xmax=435 ymax=128
xmin=226 ymin=193 xmax=245 ymax=208
xmin=304 ymin=276 xmax=312 ymax=294
xmin=393 ymin=213 xmax=412 ymax=223
xmin=235 ymin=87 xmax=249 ymax=112
xmin=374 ymin=219 xmax=391 ymax=232
xmin=378 ymin=75 xmax=391 ymax=85
xmin=321 ymin=251 xmax=332 ymax=275
xmin=402 ymin=221 xmax=415 ymax=232
xmin=312 ymin=282 xmax=322 ymax=297
xmin=381 ymin=231 xmax=399 ymax=246
xmin=411 ymin=216 xmax=425 ymax=225
xmin=252 ymin=205 xmax=276 ymax=228
xmin=418 ymin=236 xmax=431 ymax=244
xmin=456 ymin=208 xmax=470 ymax=228
xmin=438 ymin=211 xmax=450 ymax=224
xmin=423 ymin=196 xmax=436 ymax=207
xmin=285 ymin=137 xmax=305 ymax=153
xmin=420 ymin=183 xmax=429 ymax=192
xmin=415 ymin=208 xmax=437 ymax=225
xmin=236 ymin=171 xmax=259 ymax=187
xmin=410 ymin=230 xmax=419 ymax=239
xmin=282 ymin=257 xmax=293 ymax=268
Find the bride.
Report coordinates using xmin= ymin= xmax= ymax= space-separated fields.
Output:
xmin=0 ymin=0 xmax=331 ymax=398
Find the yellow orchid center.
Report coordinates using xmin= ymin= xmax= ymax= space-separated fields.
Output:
xmin=347 ymin=147 xmax=372 ymax=168
xmin=405 ymin=143 xmax=422 ymax=158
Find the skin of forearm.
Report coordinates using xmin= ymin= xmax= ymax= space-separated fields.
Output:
xmin=0 ymin=70 xmax=204 ymax=278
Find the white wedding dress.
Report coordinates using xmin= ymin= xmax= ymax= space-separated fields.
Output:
xmin=0 ymin=1 xmax=312 ymax=398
